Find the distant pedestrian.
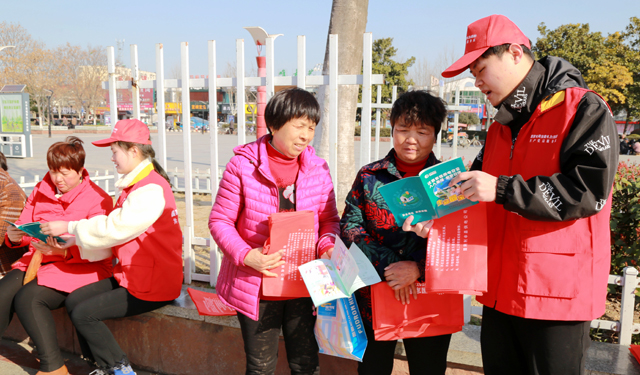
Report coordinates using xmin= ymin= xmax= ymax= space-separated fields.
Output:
xmin=620 ymin=137 xmax=630 ymax=155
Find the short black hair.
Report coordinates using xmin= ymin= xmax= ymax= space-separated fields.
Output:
xmin=0 ymin=152 xmax=7 ymax=171
xmin=390 ymin=90 xmax=446 ymax=134
xmin=481 ymin=42 xmax=535 ymax=60
xmin=265 ymin=88 xmax=321 ymax=133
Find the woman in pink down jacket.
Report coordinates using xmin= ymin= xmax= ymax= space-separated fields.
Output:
xmin=209 ymin=89 xmax=339 ymax=375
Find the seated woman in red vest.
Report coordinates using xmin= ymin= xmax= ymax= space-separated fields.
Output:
xmin=0 ymin=137 xmax=113 ymax=375
xmin=340 ymin=91 xmax=464 ymax=375
xmin=41 ymin=120 xmax=182 ymax=375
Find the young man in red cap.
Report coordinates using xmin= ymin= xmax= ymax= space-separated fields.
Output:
xmin=446 ymin=15 xmax=618 ymax=375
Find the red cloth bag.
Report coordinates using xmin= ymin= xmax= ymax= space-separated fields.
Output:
xmin=424 ymin=203 xmax=488 ymax=295
xmin=370 ymin=282 xmax=463 ymax=341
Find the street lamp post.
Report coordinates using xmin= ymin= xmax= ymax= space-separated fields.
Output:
xmin=43 ymin=89 xmax=53 ymax=138
xmin=244 ymin=27 xmax=282 ymax=139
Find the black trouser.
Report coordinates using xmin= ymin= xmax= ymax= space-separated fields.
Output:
xmin=358 ymin=321 xmax=452 ymax=375
xmin=236 ymin=298 xmax=319 ymax=375
xmin=0 ymin=269 xmax=69 ymax=371
xmin=481 ymin=305 xmax=591 ymax=375
xmin=65 ymin=277 xmax=173 ymax=368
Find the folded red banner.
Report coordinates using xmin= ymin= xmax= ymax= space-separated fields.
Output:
xmin=187 ymin=288 xmax=236 ymax=316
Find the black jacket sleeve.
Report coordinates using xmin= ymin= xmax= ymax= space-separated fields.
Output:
xmin=470 ymin=146 xmax=485 ymax=171
xmin=501 ymin=92 xmax=619 ymax=221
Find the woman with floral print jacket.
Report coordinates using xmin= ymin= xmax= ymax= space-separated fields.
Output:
xmin=340 ymin=91 xmax=463 ymax=375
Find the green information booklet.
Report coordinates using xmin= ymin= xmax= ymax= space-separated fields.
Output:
xmin=378 ymin=157 xmax=477 ymax=226
xmin=5 ymin=221 xmax=66 ymax=244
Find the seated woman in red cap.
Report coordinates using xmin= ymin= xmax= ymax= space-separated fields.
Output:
xmin=0 ymin=137 xmax=113 ymax=375
xmin=41 ymin=120 xmax=182 ymax=375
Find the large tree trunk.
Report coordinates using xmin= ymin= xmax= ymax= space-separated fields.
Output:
xmin=623 ymin=105 xmax=630 ymax=135
xmin=314 ymin=0 xmax=369 ymax=212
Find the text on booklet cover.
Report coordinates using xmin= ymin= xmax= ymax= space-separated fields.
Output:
xmin=378 ymin=157 xmax=477 ymax=226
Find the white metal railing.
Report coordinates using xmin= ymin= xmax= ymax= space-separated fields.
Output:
xmin=463 ymin=266 xmax=640 ymax=345
xmin=16 ymin=169 xmax=228 ymax=197
xmin=168 ymin=167 xmax=223 ymax=194
xmin=103 ymin=33 xmax=385 ymax=287
xmin=18 ymin=170 xmax=116 ymax=196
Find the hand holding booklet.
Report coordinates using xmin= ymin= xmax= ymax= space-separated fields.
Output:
xmin=5 ymin=221 xmax=66 ymax=244
xmin=378 ymin=157 xmax=476 ymax=226
xmin=298 ymin=237 xmax=381 ymax=307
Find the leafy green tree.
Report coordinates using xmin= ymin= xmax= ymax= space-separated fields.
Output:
xmin=533 ymin=23 xmax=634 ymax=109
xmin=362 ymin=37 xmax=415 ymax=104
xmin=620 ymin=17 xmax=640 ymax=132
xmin=458 ymin=112 xmax=480 ymax=125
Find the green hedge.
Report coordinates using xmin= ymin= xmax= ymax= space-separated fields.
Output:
xmin=610 ymin=161 xmax=640 ymax=275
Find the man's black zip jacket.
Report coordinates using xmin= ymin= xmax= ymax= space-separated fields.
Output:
xmin=470 ymin=56 xmax=619 ymax=221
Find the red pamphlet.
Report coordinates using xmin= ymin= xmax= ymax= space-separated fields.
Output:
xmin=261 ymin=210 xmax=316 ymax=298
xmin=424 ymin=203 xmax=488 ymax=295
xmin=187 ymin=288 xmax=236 ymax=316
xmin=371 ymin=282 xmax=464 ymax=341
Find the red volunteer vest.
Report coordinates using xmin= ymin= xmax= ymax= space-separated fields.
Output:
xmin=113 ymin=167 xmax=183 ymax=301
xmin=479 ymin=87 xmax=612 ymax=321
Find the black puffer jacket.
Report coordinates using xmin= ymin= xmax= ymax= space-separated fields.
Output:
xmin=471 ymin=56 xmax=619 ymax=221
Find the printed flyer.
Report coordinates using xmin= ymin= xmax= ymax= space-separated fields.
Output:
xmin=424 ymin=203 xmax=488 ymax=295
xmin=262 ymin=210 xmax=316 ymax=298
xmin=378 ymin=157 xmax=476 ymax=226
xmin=298 ymin=237 xmax=381 ymax=307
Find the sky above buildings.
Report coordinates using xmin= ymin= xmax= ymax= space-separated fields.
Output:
xmin=2 ymin=0 xmax=638 ymax=79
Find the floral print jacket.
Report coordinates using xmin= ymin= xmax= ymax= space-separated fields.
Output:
xmin=340 ymin=149 xmax=439 ymax=325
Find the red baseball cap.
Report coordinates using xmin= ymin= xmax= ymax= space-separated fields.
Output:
xmin=442 ymin=15 xmax=530 ymax=78
xmin=92 ymin=119 xmax=152 ymax=147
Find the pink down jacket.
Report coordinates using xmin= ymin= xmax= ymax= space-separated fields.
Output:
xmin=209 ymin=135 xmax=340 ymax=320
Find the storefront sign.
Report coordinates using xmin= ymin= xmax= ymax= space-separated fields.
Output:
xmin=105 ymin=88 xmax=155 ymax=110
